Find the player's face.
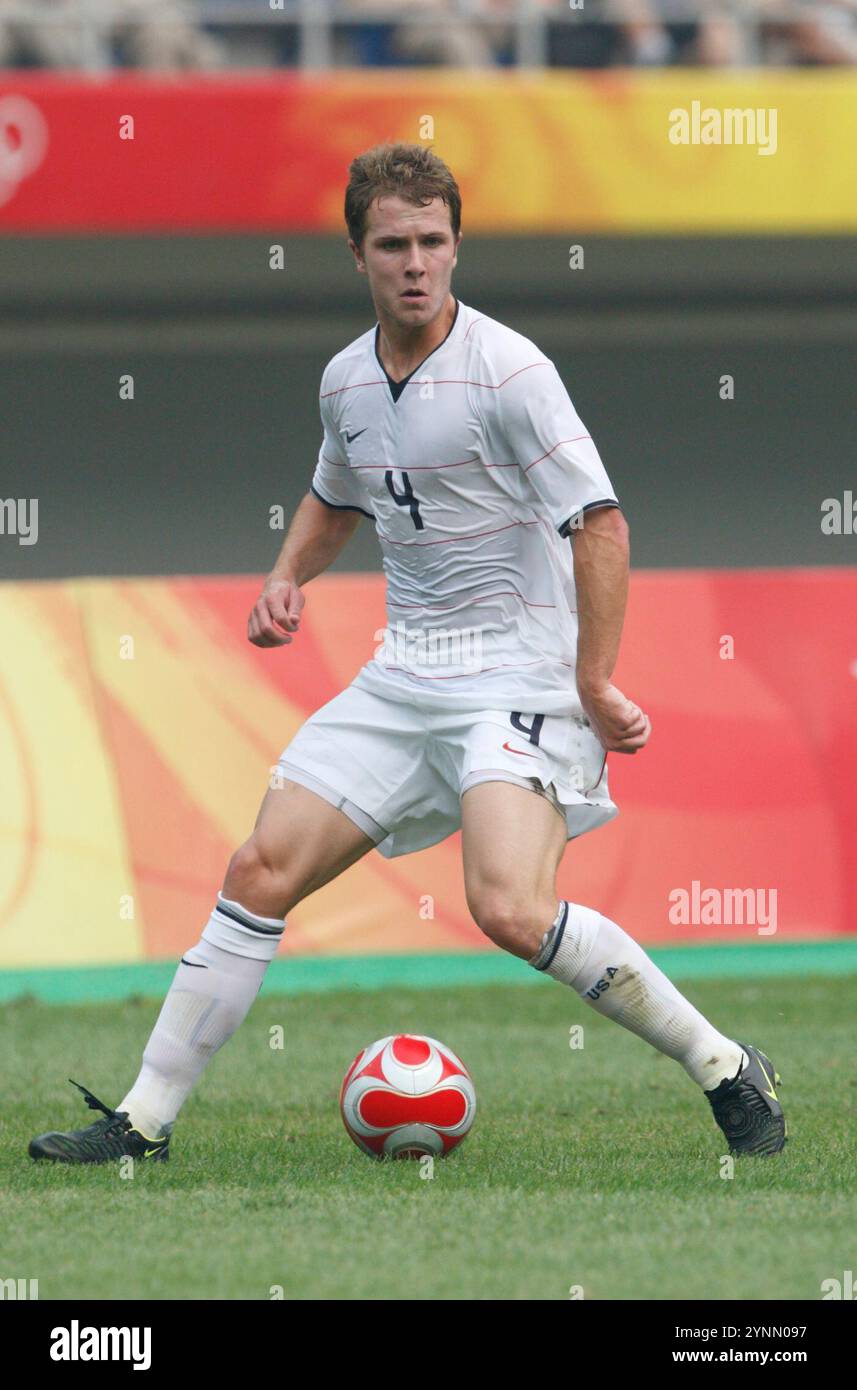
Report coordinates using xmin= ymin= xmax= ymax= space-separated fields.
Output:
xmin=350 ymin=195 xmax=461 ymax=330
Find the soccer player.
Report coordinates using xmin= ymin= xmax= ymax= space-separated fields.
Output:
xmin=30 ymin=143 xmax=786 ymax=1164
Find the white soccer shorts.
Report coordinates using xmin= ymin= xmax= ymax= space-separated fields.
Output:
xmin=275 ymin=681 xmax=618 ymax=860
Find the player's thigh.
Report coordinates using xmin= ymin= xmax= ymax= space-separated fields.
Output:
xmin=461 ymin=780 xmax=567 ymax=940
xmin=223 ymin=779 xmax=377 ymax=916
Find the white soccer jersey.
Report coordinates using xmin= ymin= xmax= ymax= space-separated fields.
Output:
xmin=310 ymin=297 xmax=620 ymax=716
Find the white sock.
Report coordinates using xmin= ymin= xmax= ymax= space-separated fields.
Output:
xmin=531 ymin=901 xmax=746 ymax=1090
xmin=118 ymin=892 xmax=284 ymax=1138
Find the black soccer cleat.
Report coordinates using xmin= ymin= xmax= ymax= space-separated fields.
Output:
xmin=705 ymin=1041 xmax=787 ymax=1157
xmin=28 ymin=1079 xmax=170 ymax=1165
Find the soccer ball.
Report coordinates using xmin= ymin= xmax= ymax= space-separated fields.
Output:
xmin=340 ymin=1033 xmax=476 ymax=1159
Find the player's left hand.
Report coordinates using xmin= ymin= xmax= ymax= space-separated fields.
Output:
xmin=578 ymin=682 xmax=651 ymax=754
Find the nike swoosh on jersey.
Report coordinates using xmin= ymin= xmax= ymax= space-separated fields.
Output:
xmin=502 ymin=741 xmax=538 ymax=758
xmin=345 ymin=428 xmax=367 ymax=443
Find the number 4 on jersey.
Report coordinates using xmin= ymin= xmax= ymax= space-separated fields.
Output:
xmin=385 ymin=469 xmax=424 ymax=531
xmin=511 ymin=712 xmax=545 ymax=746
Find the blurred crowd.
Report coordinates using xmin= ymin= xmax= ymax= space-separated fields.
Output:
xmin=1 ymin=0 xmax=857 ymax=71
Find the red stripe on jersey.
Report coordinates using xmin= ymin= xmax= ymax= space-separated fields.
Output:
xmin=524 ymin=437 xmax=592 ymax=472
xmin=321 ymin=361 xmax=550 ymax=398
xmin=388 ymin=590 xmax=557 ymax=611
xmin=384 ymin=519 xmax=538 ymax=547
xmin=345 ymin=457 xmax=519 ymax=472
xmin=380 ymin=658 xmax=573 ymax=680
xmin=321 ymin=379 xmax=388 ymax=397
xmin=586 ymin=751 xmax=609 ymax=793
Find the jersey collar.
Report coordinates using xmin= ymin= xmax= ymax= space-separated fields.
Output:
xmin=374 ymin=296 xmax=461 ymax=404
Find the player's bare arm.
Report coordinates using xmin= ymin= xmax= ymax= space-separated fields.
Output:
xmin=248 ymin=492 xmax=362 ymax=648
xmin=571 ymin=504 xmax=651 ymax=754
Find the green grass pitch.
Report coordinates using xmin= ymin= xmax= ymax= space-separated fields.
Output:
xmin=1 ymin=974 xmax=853 ymax=1300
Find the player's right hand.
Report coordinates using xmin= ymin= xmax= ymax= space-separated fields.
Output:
xmin=247 ymin=577 xmax=305 ymax=647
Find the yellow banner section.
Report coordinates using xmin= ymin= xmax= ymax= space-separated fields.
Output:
xmin=0 ymin=585 xmax=143 ymax=967
xmin=307 ymin=70 xmax=857 ymax=231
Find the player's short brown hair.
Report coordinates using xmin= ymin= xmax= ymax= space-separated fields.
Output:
xmin=345 ymin=143 xmax=461 ymax=252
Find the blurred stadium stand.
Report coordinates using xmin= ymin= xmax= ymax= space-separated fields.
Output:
xmin=1 ymin=1 xmax=857 ymax=71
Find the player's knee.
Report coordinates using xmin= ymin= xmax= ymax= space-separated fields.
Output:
xmin=223 ymin=837 xmax=291 ymax=917
xmin=468 ymin=889 xmax=548 ymax=960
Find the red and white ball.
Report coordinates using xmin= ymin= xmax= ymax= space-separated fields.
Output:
xmin=340 ymin=1033 xmax=476 ymax=1159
